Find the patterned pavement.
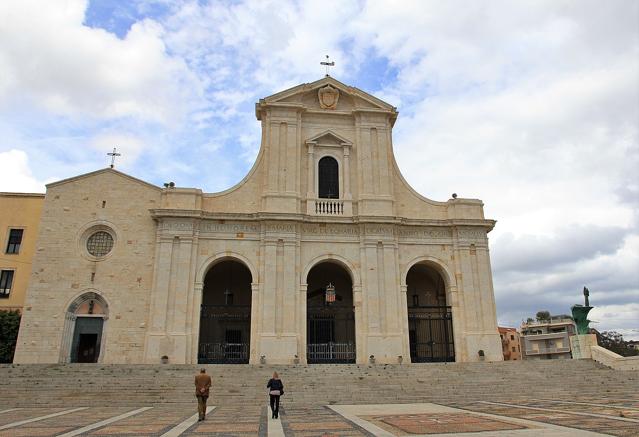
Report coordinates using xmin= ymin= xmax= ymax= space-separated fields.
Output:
xmin=1 ymin=396 xmax=638 ymax=436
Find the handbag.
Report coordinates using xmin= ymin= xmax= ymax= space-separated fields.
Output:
xmin=269 ymin=389 xmax=281 ymax=396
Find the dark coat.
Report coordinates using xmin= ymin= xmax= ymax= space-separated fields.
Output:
xmin=267 ymin=378 xmax=284 ymax=395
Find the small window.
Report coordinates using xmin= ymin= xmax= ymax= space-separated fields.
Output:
xmin=86 ymin=231 xmax=114 ymax=257
xmin=5 ymin=229 xmax=23 ymax=254
xmin=510 ymin=334 xmax=514 ymax=340
xmin=0 ymin=270 xmax=14 ymax=297
xmin=512 ymin=346 xmax=516 ymax=352
xmin=318 ymin=156 xmax=339 ymax=199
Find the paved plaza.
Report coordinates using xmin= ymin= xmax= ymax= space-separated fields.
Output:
xmin=0 ymin=396 xmax=638 ymax=436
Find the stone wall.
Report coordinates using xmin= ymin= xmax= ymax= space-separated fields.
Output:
xmin=14 ymin=170 xmax=161 ymax=363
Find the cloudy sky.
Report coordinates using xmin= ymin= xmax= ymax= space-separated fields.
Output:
xmin=1 ymin=0 xmax=637 ymax=340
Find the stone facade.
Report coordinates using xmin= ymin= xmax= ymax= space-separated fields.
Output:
xmin=14 ymin=76 xmax=502 ymax=365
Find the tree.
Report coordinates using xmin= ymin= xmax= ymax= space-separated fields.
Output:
xmin=598 ymin=331 xmax=639 ymax=357
xmin=0 ymin=310 xmax=21 ymax=363
xmin=535 ymin=310 xmax=551 ymax=322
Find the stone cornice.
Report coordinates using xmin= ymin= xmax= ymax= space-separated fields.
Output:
xmin=150 ymin=208 xmax=495 ymax=231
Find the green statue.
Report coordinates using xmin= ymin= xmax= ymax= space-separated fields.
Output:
xmin=571 ymin=287 xmax=593 ymax=335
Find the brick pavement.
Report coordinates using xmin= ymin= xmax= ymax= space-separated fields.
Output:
xmin=0 ymin=397 xmax=638 ymax=436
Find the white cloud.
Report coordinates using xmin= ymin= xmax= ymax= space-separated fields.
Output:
xmin=0 ymin=150 xmax=52 ymax=192
xmin=0 ymin=0 xmax=201 ymax=124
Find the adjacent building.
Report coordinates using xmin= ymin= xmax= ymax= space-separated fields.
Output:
xmin=14 ymin=76 xmax=502 ymax=365
xmin=520 ymin=315 xmax=576 ymax=360
xmin=0 ymin=192 xmax=44 ymax=313
xmin=498 ymin=326 xmax=521 ymax=361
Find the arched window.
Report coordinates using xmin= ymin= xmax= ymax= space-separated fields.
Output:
xmin=318 ymin=156 xmax=339 ymax=199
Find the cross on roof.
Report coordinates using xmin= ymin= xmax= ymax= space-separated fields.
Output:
xmin=107 ymin=147 xmax=121 ymax=168
xmin=320 ymin=55 xmax=335 ymax=76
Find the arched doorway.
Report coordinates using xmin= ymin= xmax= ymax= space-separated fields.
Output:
xmin=61 ymin=292 xmax=108 ymax=363
xmin=198 ymin=259 xmax=252 ymax=363
xmin=406 ymin=263 xmax=454 ymax=362
xmin=306 ymin=261 xmax=355 ymax=363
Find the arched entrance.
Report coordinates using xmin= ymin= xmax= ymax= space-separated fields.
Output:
xmin=198 ymin=259 xmax=252 ymax=363
xmin=61 ymin=292 xmax=108 ymax=363
xmin=306 ymin=261 xmax=355 ymax=363
xmin=406 ymin=263 xmax=454 ymax=362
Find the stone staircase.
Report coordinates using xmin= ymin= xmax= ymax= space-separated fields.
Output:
xmin=1 ymin=359 xmax=637 ymax=407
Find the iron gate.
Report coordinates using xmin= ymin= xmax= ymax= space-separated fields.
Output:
xmin=198 ymin=305 xmax=250 ymax=364
xmin=408 ymin=306 xmax=454 ymax=362
xmin=307 ymin=307 xmax=355 ymax=363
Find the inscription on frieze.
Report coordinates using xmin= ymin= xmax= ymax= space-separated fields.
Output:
xmin=364 ymin=224 xmax=395 ymax=236
xmin=457 ymin=228 xmax=487 ymax=240
xmin=200 ymin=222 xmax=260 ymax=234
xmin=160 ymin=221 xmax=194 ymax=231
xmin=302 ymin=224 xmax=359 ymax=236
xmin=265 ymin=223 xmax=296 ymax=233
xmin=398 ymin=227 xmax=452 ymax=239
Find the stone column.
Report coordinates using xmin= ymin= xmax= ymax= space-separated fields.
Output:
xmin=353 ymin=284 xmax=365 ymax=364
xmin=190 ymin=282 xmax=203 ymax=364
xmin=448 ymin=284 xmax=463 ymax=363
xmin=342 ymin=145 xmax=351 ymax=199
xmin=299 ymin=283 xmax=308 ymax=363
xmin=249 ymin=282 xmax=260 ymax=364
xmin=144 ymin=235 xmax=174 ymax=362
xmin=261 ymin=240 xmax=278 ymax=335
xmin=306 ymin=142 xmax=315 ymax=199
xmin=399 ymin=284 xmax=410 ymax=361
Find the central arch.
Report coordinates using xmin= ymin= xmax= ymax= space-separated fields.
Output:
xmin=306 ymin=261 xmax=356 ymax=363
xmin=198 ymin=259 xmax=252 ymax=364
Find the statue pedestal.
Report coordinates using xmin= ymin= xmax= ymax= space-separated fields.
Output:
xmin=570 ymin=334 xmax=597 ymax=359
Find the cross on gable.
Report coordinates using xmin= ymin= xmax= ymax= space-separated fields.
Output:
xmin=320 ymin=55 xmax=335 ymax=76
xmin=107 ymin=147 xmax=121 ymax=168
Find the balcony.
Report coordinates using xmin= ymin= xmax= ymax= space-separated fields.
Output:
xmin=307 ymin=198 xmax=352 ymax=216
xmin=525 ymin=347 xmax=570 ymax=355
xmin=521 ymin=332 xmax=569 ymax=341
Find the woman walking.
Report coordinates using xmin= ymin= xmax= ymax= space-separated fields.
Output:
xmin=267 ymin=371 xmax=284 ymax=419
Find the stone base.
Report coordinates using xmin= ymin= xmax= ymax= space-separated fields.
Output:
xmin=570 ymin=334 xmax=597 ymax=359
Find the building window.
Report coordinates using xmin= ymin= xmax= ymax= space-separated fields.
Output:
xmin=512 ymin=346 xmax=516 ymax=352
xmin=318 ymin=156 xmax=339 ymax=199
xmin=0 ymin=270 xmax=14 ymax=297
xmin=86 ymin=231 xmax=114 ymax=257
xmin=510 ymin=334 xmax=514 ymax=340
xmin=5 ymin=229 xmax=23 ymax=254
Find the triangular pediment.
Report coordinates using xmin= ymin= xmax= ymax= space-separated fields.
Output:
xmin=261 ymin=76 xmax=396 ymax=112
xmin=47 ymin=168 xmax=161 ymax=191
xmin=305 ymin=130 xmax=352 ymax=146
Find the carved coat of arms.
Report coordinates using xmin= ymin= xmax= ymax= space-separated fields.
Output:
xmin=318 ymin=85 xmax=339 ymax=110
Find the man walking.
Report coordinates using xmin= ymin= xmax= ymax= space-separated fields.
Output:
xmin=194 ymin=368 xmax=212 ymax=421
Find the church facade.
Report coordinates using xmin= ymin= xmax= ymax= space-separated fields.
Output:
xmin=14 ymin=77 xmax=502 ymax=365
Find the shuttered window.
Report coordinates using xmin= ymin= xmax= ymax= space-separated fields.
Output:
xmin=0 ymin=270 xmax=14 ymax=297
xmin=5 ymin=229 xmax=23 ymax=254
